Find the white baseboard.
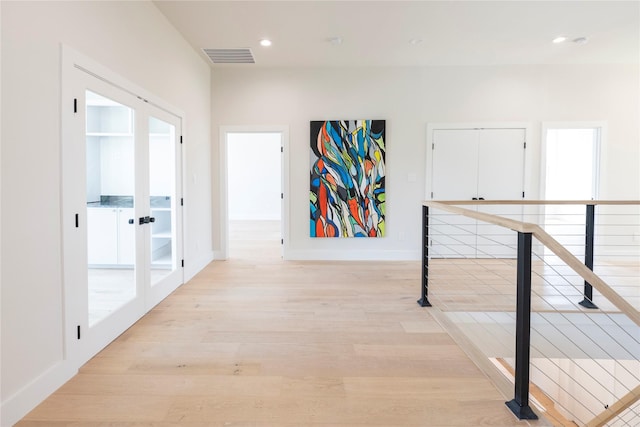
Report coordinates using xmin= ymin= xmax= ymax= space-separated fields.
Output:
xmin=184 ymin=250 xmax=215 ymax=282
xmin=285 ymin=249 xmax=420 ymax=261
xmin=1 ymin=360 xmax=77 ymax=427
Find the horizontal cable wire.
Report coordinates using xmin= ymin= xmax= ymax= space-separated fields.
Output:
xmin=426 ymin=204 xmax=639 ymax=426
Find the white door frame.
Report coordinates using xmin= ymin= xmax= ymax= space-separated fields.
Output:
xmin=219 ymin=125 xmax=290 ymax=260
xmin=539 ymin=122 xmax=605 ymax=258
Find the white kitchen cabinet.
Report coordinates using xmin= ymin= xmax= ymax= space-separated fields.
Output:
xmin=87 ymin=207 xmax=135 ymax=266
xmin=430 ymin=127 xmax=526 ymax=258
xmin=87 ymin=208 xmax=118 ymax=265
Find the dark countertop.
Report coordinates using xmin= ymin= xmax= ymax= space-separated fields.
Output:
xmin=87 ymin=201 xmax=133 ymax=208
xmin=87 ymin=195 xmax=170 ymax=209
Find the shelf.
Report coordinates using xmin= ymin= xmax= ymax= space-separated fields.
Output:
xmin=151 ymin=253 xmax=172 ymax=267
xmin=152 ymin=232 xmax=172 ymax=238
xmin=151 ymin=262 xmax=172 ymax=269
xmin=151 ymin=249 xmax=172 ymax=268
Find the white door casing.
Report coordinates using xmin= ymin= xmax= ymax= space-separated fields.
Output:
xmin=219 ymin=126 xmax=290 ymax=260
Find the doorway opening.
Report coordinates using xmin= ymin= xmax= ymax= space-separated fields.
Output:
xmin=542 ymin=124 xmax=602 ymax=253
xmin=222 ymin=129 xmax=287 ymax=260
xmin=543 ymin=127 xmax=600 ymax=201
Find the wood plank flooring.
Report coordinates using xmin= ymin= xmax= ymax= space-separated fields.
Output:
xmin=17 ymin=221 xmax=535 ymax=426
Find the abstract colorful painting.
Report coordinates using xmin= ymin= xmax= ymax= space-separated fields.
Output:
xmin=310 ymin=120 xmax=386 ymax=238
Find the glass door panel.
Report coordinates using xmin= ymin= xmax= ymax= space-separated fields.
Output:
xmin=85 ymin=90 xmax=136 ymax=326
xmin=149 ymin=116 xmax=177 ymax=287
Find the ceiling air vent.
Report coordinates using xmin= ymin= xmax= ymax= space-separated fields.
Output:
xmin=202 ymin=48 xmax=255 ymax=64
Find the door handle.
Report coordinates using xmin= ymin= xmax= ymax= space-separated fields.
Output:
xmin=128 ymin=218 xmax=135 ymax=225
xmin=138 ymin=216 xmax=155 ymax=224
xmin=478 ymin=197 xmax=485 ymax=201
xmin=472 ymin=197 xmax=478 ymax=200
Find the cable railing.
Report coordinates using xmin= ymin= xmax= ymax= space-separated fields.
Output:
xmin=419 ymin=200 xmax=640 ymax=427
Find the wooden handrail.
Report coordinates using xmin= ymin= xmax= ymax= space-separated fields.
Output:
xmin=424 ymin=201 xmax=535 ymax=233
xmin=427 ymin=200 xmax=640 ymax=206
xmin=423 ymin=200 xmax=640 ymax=327
xmin=531 ymin=224 xmax=640 ymax=326
xmin=585 ymin=385 xmax=640 ymax=427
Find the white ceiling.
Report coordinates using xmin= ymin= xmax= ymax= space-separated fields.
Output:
xmin=153 ymin=1 xmax=640 ymax=68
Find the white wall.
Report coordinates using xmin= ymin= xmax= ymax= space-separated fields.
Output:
xmin=227 ymin=133 xmax=281 ymax=221
xmin=0 ymin=2 xmax=3 ymax=422
xmin=211 ymin=64 xmax=639 ymax=260
xmin=0 ymin=1 xmax=212 ymax=424
xmin=530 ymin=358 xmax=638 ymax=425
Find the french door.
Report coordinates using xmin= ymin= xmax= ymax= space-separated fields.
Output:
xmin=63 ymin=64 xmax=183 ymax=363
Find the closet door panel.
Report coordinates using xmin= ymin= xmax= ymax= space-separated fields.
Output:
xmin=432 ymin=129 xmax=479 ymax=200
xmin=477 ymin=128 xmax=525 ymax=258
xmin=431 ymin=129 xmax=478 ymax=258
xmin=477 ymin=128 xmax=525 ymax=200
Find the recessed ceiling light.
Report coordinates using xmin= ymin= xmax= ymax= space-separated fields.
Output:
xmin=573 ymin=36 xmax=588 ymax=45
xmin=259 ymin=39 xmax=272 ymax=47
xmin=409 ymin=38 xmax=423 ymax=45
xmin=552 ymin=36 xmax=567 ymax=44
xmin=327 ymin=36 xmax=343 ymax=45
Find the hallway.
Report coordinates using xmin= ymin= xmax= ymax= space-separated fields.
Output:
xmin=17 ymin=222 xmax=531 ymax=426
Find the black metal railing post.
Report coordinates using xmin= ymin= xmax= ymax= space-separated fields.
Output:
xmin=418 ymin=205 xmax=432 ymax=307
xmin=506 ymin=232 xmax=538 ymax=420
xmin=579 ymin=203 xmax=599 ymax=309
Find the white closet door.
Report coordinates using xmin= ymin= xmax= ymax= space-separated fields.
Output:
xmin=476 ymin=129 xmax=525 ymax=258
xmin=430 ymin=130 xmax=478 ymax=257
xmin=477 ymin=128 xmax=525 ymax=200
xmin=429 ymin=127 xmax=525 ymax=259
xmin=432 ymin=129 xmax=479 ymax=200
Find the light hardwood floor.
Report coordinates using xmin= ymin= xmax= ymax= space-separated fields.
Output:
xmin=17 ymin=221 xmax=535 ymax=426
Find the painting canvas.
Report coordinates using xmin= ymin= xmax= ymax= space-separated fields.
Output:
xmin=310 ymin=120 xmax=386 ymax=237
